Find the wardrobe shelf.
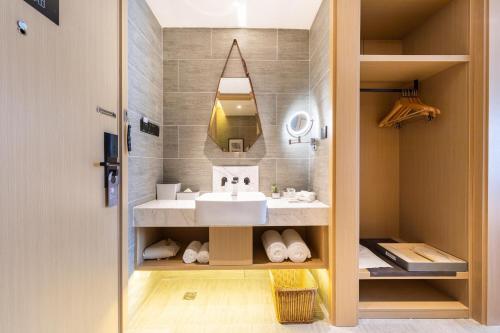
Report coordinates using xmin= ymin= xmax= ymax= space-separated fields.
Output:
xmin=359 ymin=280 xmax=469 ymax=319
xmin=360 ymin=55 xmax=470 ymax=83
xmin=136 ymin=246 xmax=326 ymax=271
xmin=361 ymin=0 xmax=452 ymax=40
xmin=359 ymin=269 xmax=469 ymax=280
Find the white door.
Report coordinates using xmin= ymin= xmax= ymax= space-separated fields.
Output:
xmin=0 ymin=1 xmax=121 ymax=332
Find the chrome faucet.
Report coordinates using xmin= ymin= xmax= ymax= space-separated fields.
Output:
xmin=231 ymin=177 xmax=239 ymax=196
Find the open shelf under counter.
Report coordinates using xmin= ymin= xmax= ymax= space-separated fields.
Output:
xmin=136 ymin=244 xmax=327 ymax=271
xmin=359 ymin=280 xmax=469 ymax=319
xmin=360 ymin=55 xmax=470 ymax=82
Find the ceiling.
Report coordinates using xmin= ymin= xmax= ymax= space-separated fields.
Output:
xmin=146 ymin=0 xmax=323 ymax=29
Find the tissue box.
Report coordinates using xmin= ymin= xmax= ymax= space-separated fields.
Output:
xmin=176 ymin=192 xmax=200 ymax=200
xmin=157 ymin=183 xmax=181 ymax=200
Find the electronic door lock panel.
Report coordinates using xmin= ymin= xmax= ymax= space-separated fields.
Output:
xmin=99 ymin=133 xmax=120 ymax=207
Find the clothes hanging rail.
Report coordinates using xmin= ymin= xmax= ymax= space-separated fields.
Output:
xmin=360 ymin=80 xmax=419 ymax=93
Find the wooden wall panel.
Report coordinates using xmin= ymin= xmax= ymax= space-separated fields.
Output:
xmin=488 ymin=0 xmax=500 ymax=324
xmin=360 ymin=92 xmax=400 ymax=238
xmin=361 ymin=40 xmax=403 ymax=55
xmin=209 ymin=227 xmax=253 ymax=266
xmin=403 ymin=0 xmax=470 ymax=55
xmin=469 ymin=0 xmax=488 ymax=324
xmin=399 ymin=64 xmax=469 ymax=260
xmin=331 ymin=0 xmax=360 ymax=326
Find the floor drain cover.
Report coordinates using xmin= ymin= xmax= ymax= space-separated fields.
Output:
xmin=183 ymin=292 xmax=197 ymax=300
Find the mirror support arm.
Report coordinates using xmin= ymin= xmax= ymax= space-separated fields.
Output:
xmin=288 ymin=137 xmax=318 ymax=151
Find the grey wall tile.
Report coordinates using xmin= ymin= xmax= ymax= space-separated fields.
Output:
xmin=163 ymin=28 xmax=212 ymax=59
xmin=278 ymin=29 xmax=309 ymax=60
xmin=163 ymin=93 xmax=214 ymax=125
xmin=221 ymin=59 xmax=247 ymax=77
xmin=178 ymin=60 xmax=224 ymax=92
xmin=308 ymin=0 xmax=331 ymax=204
xmin=129 ymin=19 xmax=162 ymax=58
xmin=258 ymin=126 xmax=309 ymax=159
xmin=247 ymin=60 xmax=309 ymax=94
xmin=163 ymin=60 xmax=179 ymax=92
xmin=277 ymin=159 xmax=309 ymax=191
xmin=128 ymin=157 xmax=163 ymax=203
xmin=256 ymin=159 xmax=277 ymax=195
xmin=128 ymin=246 xmax=135 ymax=276
xmin=162 ymin=27 xmax=315 ymax=198
xmin=128 ymin=65 xmax=163 ymax=121
xmin=310 ymin=0 xmax=330 ymax=58
xmin=128 ymin=110 xmax=163 ymax=158
xmin=212 ymin=29 xmax=277 ymax=60
xmin=309 ymin=153 xmax=330 ymax=202
xmin=178 ymin=126 xmax=209 ymax=159
xmin=128 ymin=0 xmax=163 ymax=275
xmin=128 ymin=0 xmax=162 ymax=47
xmin=163 ymin=158 xmax=212 ymax=192
xmin=310 ymin=35 xmax=329 ymax=87
xmin=165 ymin=158 xmax=277 ymax=195
xmin=277 ymin=94 xmax=310 ymax=126
xmin=255 ymin=94 xmax=277 ymax=126
xmin=163 ymin=126 xmax=179 ymax=158
xmin=310 ymin=71 xmax=332 ymax=128
xmin=129 ymin=26 xmax=163 ymax=88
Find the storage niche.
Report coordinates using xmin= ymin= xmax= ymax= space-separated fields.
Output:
xmin=359 ymin=0 xmax=472 ymax=320
xmin=361 ymin=0 xmax=469 ymax=55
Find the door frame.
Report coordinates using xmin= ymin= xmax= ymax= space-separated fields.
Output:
xmin=118 ymin=0 xmax=128 ymax=331
xmin=115 ymin=0 xmax=495 ymax=329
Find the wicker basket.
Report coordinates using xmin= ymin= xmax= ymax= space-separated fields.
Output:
xmin=269 ymin=269 xmax=318 ymax=324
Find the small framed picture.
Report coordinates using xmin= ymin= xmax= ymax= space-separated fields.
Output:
xmin=228 ymin=138 xmax=244 ymax=152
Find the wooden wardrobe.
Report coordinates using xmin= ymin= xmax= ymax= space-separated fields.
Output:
xmin=330 ymin=0 xmax=492 ymax=326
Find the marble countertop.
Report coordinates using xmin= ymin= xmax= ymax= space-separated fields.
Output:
xmin=133 ymin=198 xmax=329 ymax=227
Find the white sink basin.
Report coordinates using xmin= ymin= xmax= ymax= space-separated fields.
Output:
xmin=195 ymin=192 xmax=268 ymax=226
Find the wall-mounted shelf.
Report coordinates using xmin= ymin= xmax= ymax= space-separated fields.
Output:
xmin=359 ymin=280 xmax=469 ymax=319
xmin=360 ymin=55 xmax=470 ymax=82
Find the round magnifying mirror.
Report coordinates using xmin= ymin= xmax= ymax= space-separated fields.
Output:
xmin=287 ymin=111 xmax=312 ymax=138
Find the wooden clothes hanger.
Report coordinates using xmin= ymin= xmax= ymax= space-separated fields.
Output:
xmin=379 ymin=88 xmax=441 ymax=128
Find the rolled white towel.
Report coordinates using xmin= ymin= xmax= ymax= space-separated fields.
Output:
xmin=282 ymin=229 xmax=311 ymax=263
xmin=143 ymin=239 xmax=180 ymax=260
xmin=261 ymin=230 xmax=288 ymax=263
xmin=182 ymin=240 xmax=202 ymax=264
xmin=296 ymin=191 xmax=316 ymax=202
xmin=197 ymin=242 xmax=209 ymax=264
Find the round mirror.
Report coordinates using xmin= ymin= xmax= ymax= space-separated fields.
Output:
xmin=286 ymin=111 xmax=312 ymax=138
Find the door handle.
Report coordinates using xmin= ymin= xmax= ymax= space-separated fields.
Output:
xmin=99 ymin=161 xmax=120 ymax=168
